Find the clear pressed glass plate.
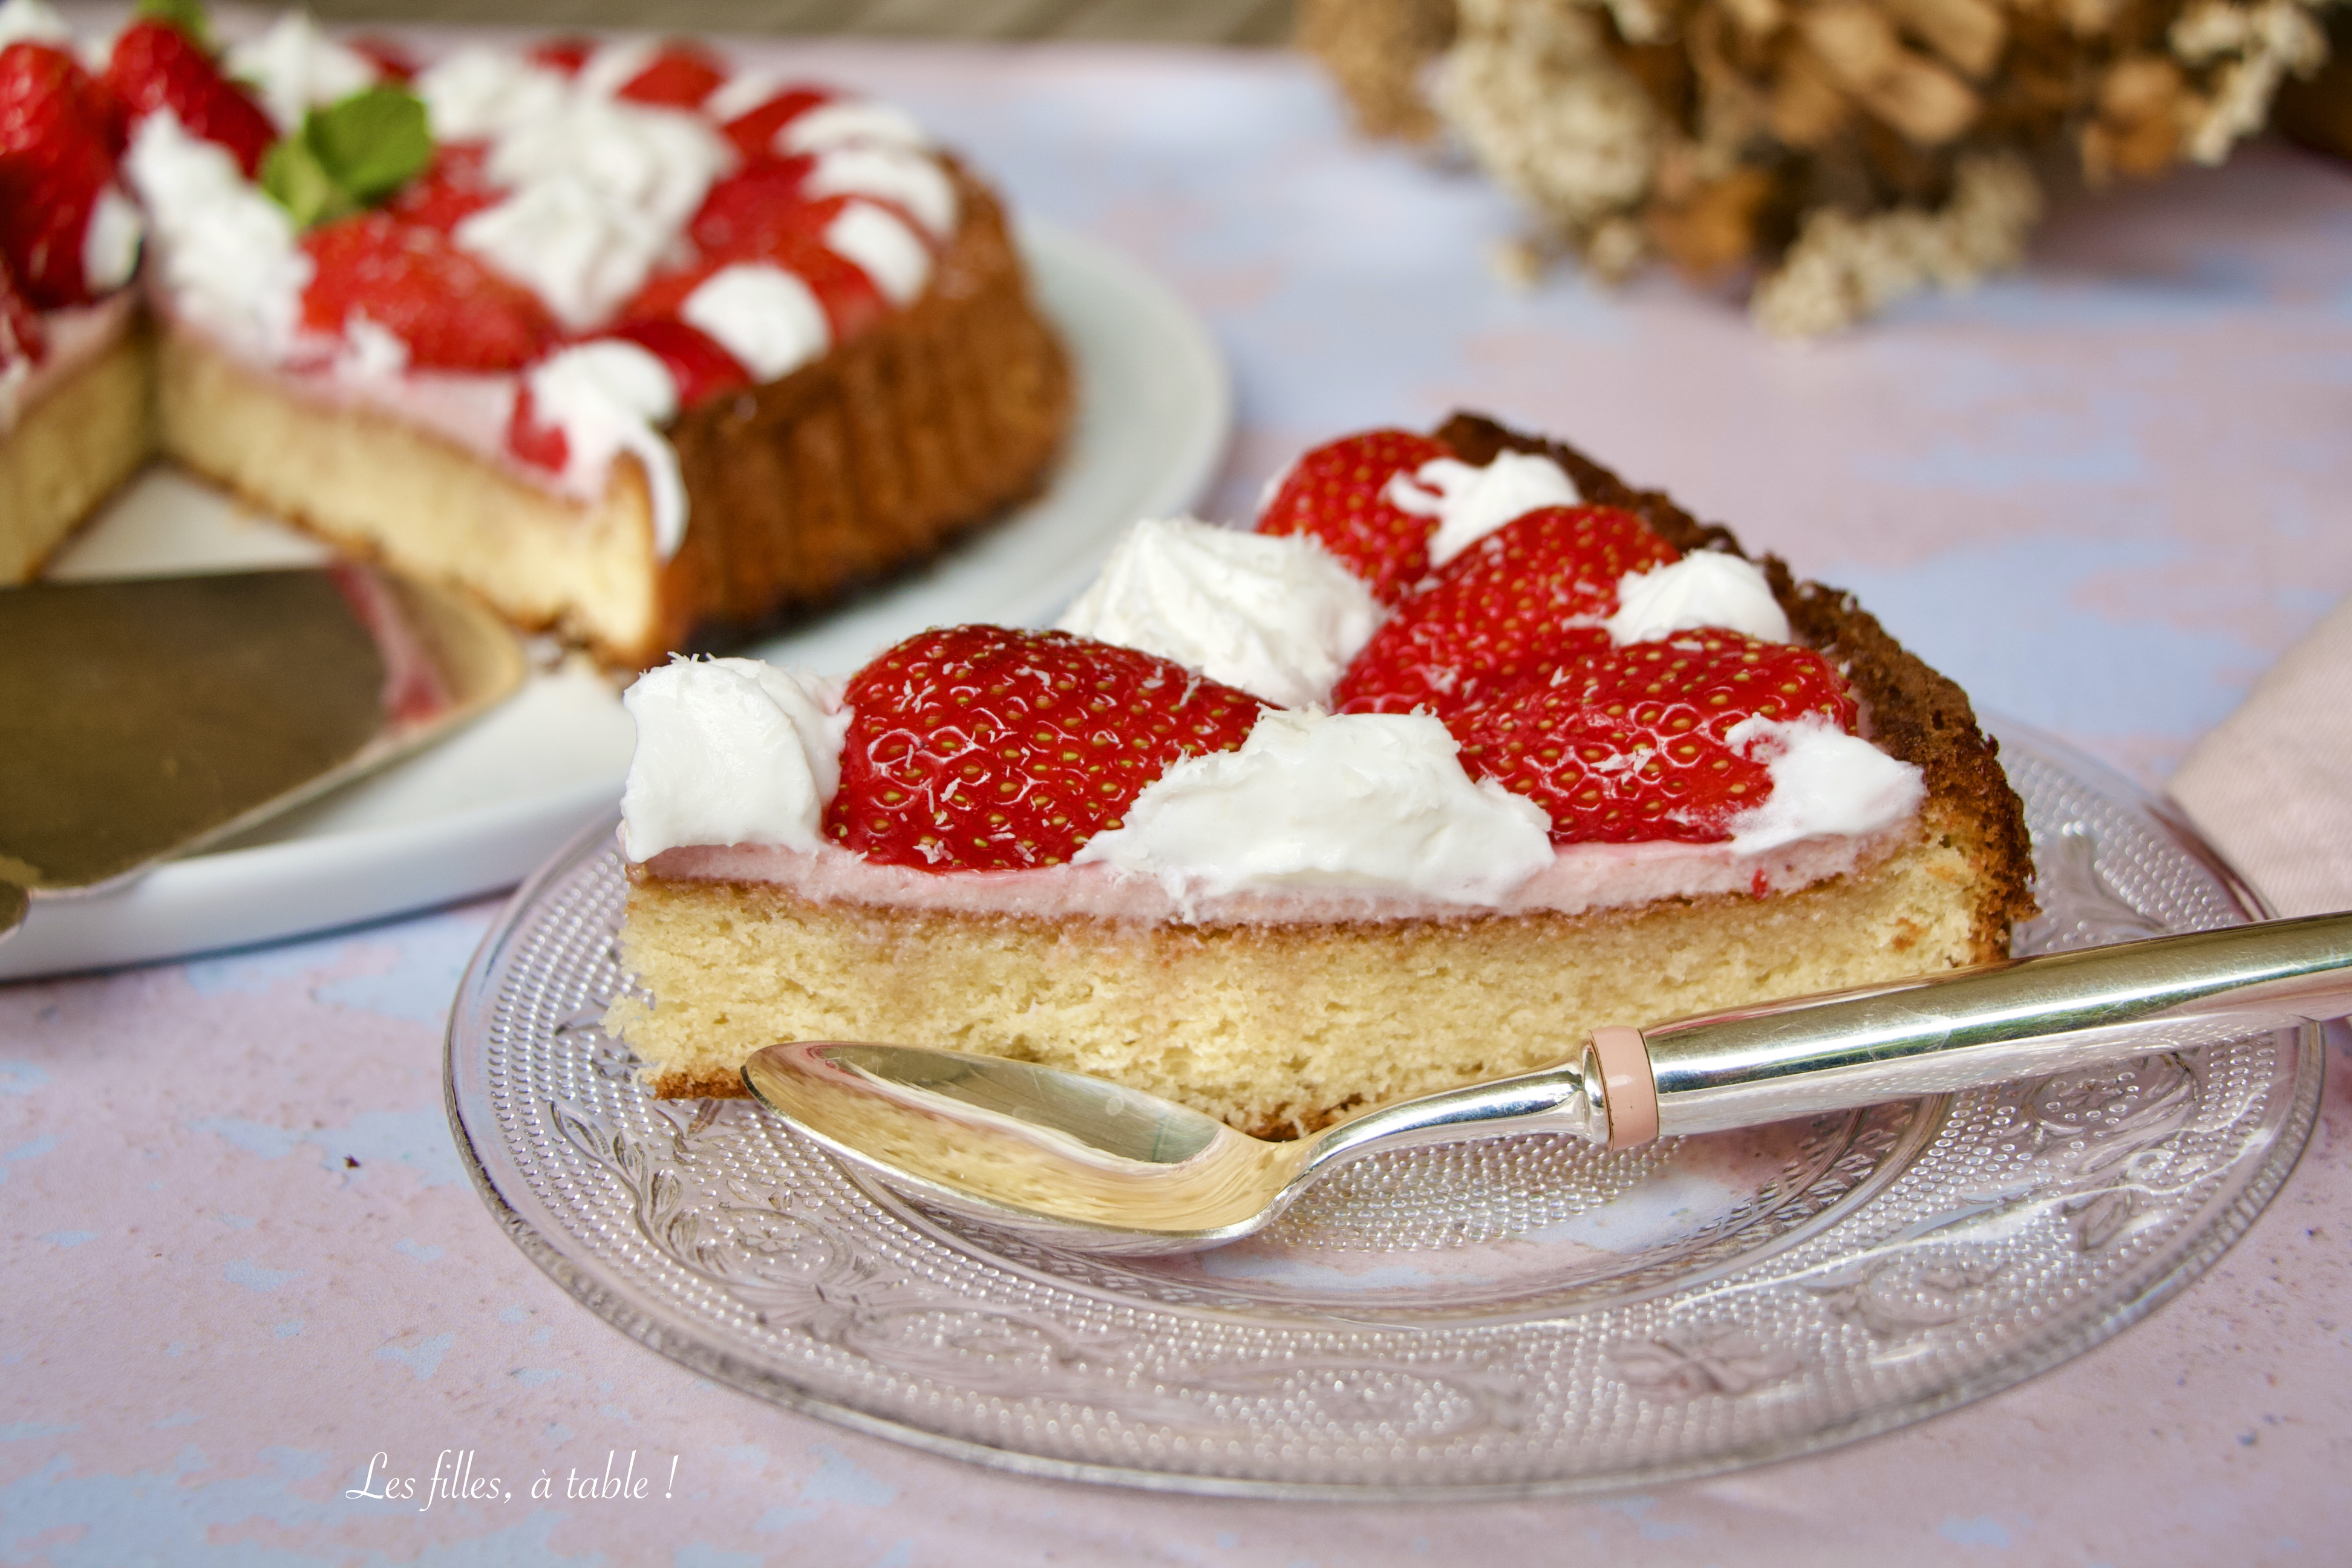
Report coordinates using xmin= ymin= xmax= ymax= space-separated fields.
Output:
xmin=445 ymin=717 xmax=2323 ymax=1498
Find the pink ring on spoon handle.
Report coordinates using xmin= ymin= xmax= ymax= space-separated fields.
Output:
xmin=1590 ymin=1025 xmax=1658 ymax=1149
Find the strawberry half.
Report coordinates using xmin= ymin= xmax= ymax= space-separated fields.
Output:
xmin=1256 ymin=428 xmax=1452 ymax=604
xmin=1333 ymin=504 xmax=1679 ymax=720
xmin=0 ymin=42 xmax=122 ymax=308
xmin=103 ymin=18 xmax=275 ymax=177
xmin=717 ymin=85 xmax=831 ymax=162
xmin=301 ymin=212 xmax=559 ymax=372
xmin=826 ymin=627 xmax=1263 ymax=872
xmin=615 ymin=42 xmax=727 ymax=108
xmin=602 ymin=317 xmax=749 ymax=410
xmin=384 ymin=142 xmax=498 ymax=233
xmin=525 ymin=38 xmax=595 ymax=76
xmin=1455 ymin=632 xmax=1858 ymax=845
xmin=630 ymin=161 xmax=887 ymax=340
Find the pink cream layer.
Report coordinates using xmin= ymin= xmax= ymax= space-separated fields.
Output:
xmin=1 ymin=293 xmax=139 ymax=436
xmin=639 ymin=822 xmax=1915 ymax=926
xmin=170 ymin=316 xmax=609 ymax=506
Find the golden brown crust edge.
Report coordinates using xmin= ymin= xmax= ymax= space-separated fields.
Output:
xmin=639 ymin=164 xmax=1073 ymax=667
xmin=1433 ymin=410 xmax=2036 ymax=961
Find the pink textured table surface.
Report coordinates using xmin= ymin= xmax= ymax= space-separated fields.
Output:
xmin=7 ymin=36 xmax=2352 ymax=1567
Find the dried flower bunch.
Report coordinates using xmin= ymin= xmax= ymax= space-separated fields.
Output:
xmin=1298 ymin=0 xmax=2342 ymax=332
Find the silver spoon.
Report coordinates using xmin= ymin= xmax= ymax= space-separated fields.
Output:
xmin=742 ymin=910 xmax=2352 ymax=1256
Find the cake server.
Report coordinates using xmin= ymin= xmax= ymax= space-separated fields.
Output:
xmin=742 ymin=910 xmax=2352 ymax=1255
xmin=0 ymin=565 xmax=525 ymax=945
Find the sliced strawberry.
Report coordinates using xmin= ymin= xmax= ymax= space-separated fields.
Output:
xmin=0 ymin=250 xmax=46 ymax=367
xmin=526 ymin=38 xmax=595 ymax=76
xmin=1456 ymin=632 xmax=1858 ymax=845
xmin=384 ymin=142 xmax=498 ymax=233
xmin=627 ymin=243 xmax=883 ymax=349
xmin=825 ymin=626 xmax=1263 ymax=873
xmin=103 ymin=19 xmax=275 ymax=177
xmin=616 ymin=42 xmax=726 ymax=108
xmin=506 ymin=382 xmax=569 ymax=472
xmin=718 ymin=85 xmax=831 ymax=162
xmin=301 ymin=212 xmax=559 ymax=372
xmin=1333 ymin=504 xmax=1679 ymax=720
xmin=683 ymin=156 xmax=814 ymax=255
xmin=630 ymin=163 xmax=886 ymax=340
xmin=1256 ymin=428 xmax=1453 ymax=605
xmin=602 ymin=317 xmax=748 ymax=410
xmin=0 ymin=42 xmax=122 ymax=307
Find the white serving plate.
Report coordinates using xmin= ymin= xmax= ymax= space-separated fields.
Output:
xmin=2 ymin=222 xmax=1229 ymax=979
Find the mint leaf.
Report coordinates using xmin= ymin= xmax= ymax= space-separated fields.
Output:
xmin=309 ymin=87 xmax=431 ymax=205
xmin=261 ymin=136 xmax=352 ymax=229
xmin=260 ymin=86 xmax=432 ymax=231
xmin=134 ymin=0 xmax=212 ymax=48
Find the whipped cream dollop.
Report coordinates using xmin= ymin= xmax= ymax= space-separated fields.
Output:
xmin=81 ymin=186 xmax=143 ymax=294
xmin=681 ymin=262 xmax=831 ymax=381
xmin=524 ymin=341 xmax=688 ymax=557
xmin=700 ymin=69 xmax=788 ymax=124
xmin=415 ymin=47 xmax=570 ymax=141
xmin=226 ymin=12 xmax=381 ymax=132
xmin=335 ymin=315 xmax=410 ymax=382
xmin=1056 ymin=518 xmax=1383 ymax=709
xmin=0 ymin=0 xmax=70 ymax=50
xmin=1387 ymin=450 xmax=1581 ymax=567
xmin=423 ymin=49 xmax=734 ymax=330
xmin=572 ymin=38 xmax=661 ymax=99
xmin=806 ymin=145 xmax=957 ymax=237
xmin=1725 ymin=716 xmax=1924 ymax=854
xmin=125 ymin=112 xmax=311 ymax=359
xmin=622 ymin=658 xmax=850 ymax=858
xmin=779 ymin=100 xmax=930 ymax=154
xmin=1607 ymin=551 xmax=1791 ymax=645
xmin=1074 ymin=709 xmax=1554 ymax=907
xmin=823 ymin=201 xmax=931 ymax=305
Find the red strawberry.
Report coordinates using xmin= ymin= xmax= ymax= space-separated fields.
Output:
xmin=1457 ymin=632 xmax=1858 ymax=844
xmin=301 ymin=212 xmax=558 ymax=372
xmin=1256 ymin=428 xmax=1453 ymax=604
xmin=825 ymin=627 xmax=1263 ymax=872
xmin=103 ymin=19 xmax=275 ymax=177
xmin=506 ymin=382 xmax=569 ymax=472
xmin=629 ymin=163 xmax=886 ymax=340
xmin=526 ymin=38 xmax=595 ymax=76
xmin=718 ymin=85 xmax=831 ymax=162
xmin=602 ymin=317 xmax=748 ymax=409
xmin=384 ymin=142 xmax=498 ymax=233
xmin=0 ymin=250 xmax=46 ymax=367
xmin=1333 ymin=504 xmax=1679 ymax=720
xmin=0 ymin=42 xmax=122 ymax=308
xmin=616 ymin=42 xmax=727 ymax=108
xmin=627 ymin=243 xmax=883 ymax=348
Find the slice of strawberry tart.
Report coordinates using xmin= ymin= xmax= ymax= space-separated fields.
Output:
xmin=607 ymin=414 xmax=2035 ymax=1137
xmin=0 ymin=1 xmax=153 ymax=580
xmin=0 ymin=2 xmax=1070 ymax=665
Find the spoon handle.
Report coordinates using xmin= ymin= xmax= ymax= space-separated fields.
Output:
xmin=1602 ymin=910 xmax=2352 ymax=1145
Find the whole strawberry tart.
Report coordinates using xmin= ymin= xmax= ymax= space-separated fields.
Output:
xmin=0 ymin=1 xmax=1069 ymax=664
xmin=607 ymin=414 xmax=2035 ymax=1137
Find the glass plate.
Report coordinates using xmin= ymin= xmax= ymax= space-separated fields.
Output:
xmin=445 ymin=717 xmax=2322 ymax=1499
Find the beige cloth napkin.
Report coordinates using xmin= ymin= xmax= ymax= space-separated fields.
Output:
xmin=2169 ymin=592 xmax=2352 ymax=917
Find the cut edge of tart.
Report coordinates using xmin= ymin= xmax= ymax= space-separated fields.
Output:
xmin=152 ymin=162 xmax=1069 ymax=667
xmin=605 ymin=413 xmax=2037 ymax=1138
